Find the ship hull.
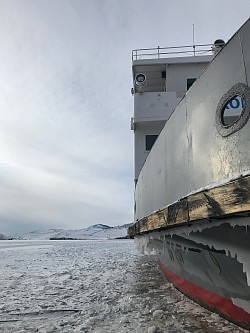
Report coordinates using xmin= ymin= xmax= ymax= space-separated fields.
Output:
xmin=135 ymin=219 xmax=250 ymax=329
xmin=130 ymin=18 xmax=250 ymax=329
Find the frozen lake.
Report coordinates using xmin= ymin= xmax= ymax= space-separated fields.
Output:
xmin=0 ymin=239 xmax=246 ymax=333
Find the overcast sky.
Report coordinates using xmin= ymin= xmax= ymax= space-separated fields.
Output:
xmin=0 ymin=1 xmax=249 ymax=235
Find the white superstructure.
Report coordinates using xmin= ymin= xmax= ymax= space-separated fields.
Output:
xmin=132 ymin=24 xmax=250 ymax=223
xmin=131 ymin=45 xmax=213 ymax=183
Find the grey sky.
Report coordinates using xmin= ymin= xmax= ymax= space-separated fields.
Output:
xmin=0 ymin=1 xmax=249 ymax=235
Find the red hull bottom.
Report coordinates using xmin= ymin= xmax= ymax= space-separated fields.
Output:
xmin=159 ymin=259 xmax=250 ymax=330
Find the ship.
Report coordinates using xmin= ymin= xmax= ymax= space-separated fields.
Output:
xmin=128 ymin=18 xmax=250 ymax=329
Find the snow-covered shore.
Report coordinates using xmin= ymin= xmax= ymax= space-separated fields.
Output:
xmin=1 ymin=223 xmax=132 ymax=240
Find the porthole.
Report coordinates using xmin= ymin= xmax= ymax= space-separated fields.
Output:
xmin=215 ymin=83 xmax=250 ymax=137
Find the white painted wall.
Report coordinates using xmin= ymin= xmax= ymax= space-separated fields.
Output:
xmin=133 ymin=92 xmax=181 ymax=180
xmin=134 ymin=91 xmax=180 ymax=122
xmin=134 ymin=121 xmax=165 ymax=181
xmin=165 ymin=62 xmax=209 ymax=95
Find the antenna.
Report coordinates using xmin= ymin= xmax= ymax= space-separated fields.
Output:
xmin=192 ymin=24 xmax=195 ymax=56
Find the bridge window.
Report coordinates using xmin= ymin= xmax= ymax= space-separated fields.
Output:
xmin=187 ymin=78 xmax=197 ymax=91
xmin=146 ymin=135 xmax=158 ymax=151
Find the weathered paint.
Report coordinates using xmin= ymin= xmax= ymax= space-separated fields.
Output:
xmin=128 ymin=174 xmax=250 ymax=237
xmin=134 ymin=220 xmax=250 ymax=329
xmin=130 ymin=19 xmax=250 ymax=330
xmin=134 ymin=18 xmax=250 ymax=223
xmin=159 ymin=260 xmax=250 ymax=330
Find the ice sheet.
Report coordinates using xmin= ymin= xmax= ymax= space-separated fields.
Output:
xmin=0 ymin=239 xmax=245 ymax=333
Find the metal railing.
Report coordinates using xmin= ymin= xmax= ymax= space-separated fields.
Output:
xmin=132 ymin=44 xmax=214 ymax=61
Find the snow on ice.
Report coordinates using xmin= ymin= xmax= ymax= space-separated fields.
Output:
xmin=0 ymin=239 xmax=246 ymax=333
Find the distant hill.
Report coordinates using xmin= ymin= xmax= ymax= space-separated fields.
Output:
xmin=23 ymin=223 xmax=133 ymax=240
xmin=0 ymin=233 xmax=7 ymax=240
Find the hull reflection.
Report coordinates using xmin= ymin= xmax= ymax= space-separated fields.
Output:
xmin=135 ymin=219 xmax=250 ymax=329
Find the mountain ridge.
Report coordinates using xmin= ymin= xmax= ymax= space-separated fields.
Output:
xmin=0 ymin=223 xmax=132 ymax=240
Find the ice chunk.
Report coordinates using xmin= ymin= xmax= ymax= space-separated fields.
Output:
xmin=148 ymin=325 xmax=157 ymax=333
